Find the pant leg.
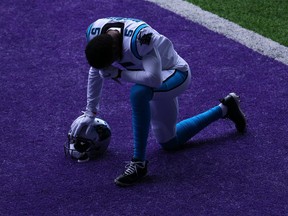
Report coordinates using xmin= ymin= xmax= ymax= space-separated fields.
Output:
xmin=160 ymin=105 xmax=223 ymax=150
xmin=150 ymin=98 xmax=179 ymax=143
xmin=150 ymin=70 xmax=190 ymax=144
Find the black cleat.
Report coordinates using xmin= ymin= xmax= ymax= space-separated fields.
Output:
xmin=220 ymin=93 xmax=247 ymax=133
xmin=114 ymin=159 xmax=148 ymax=187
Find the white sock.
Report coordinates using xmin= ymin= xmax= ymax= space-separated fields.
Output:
xmin=219 ymin=103 xmax=228 ymax=117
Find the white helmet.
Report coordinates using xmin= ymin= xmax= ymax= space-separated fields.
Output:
xmin=64 ymin=116 xmax=111 ymax=162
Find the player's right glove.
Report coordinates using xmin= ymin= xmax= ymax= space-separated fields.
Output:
xmin=99 ymin=66 xmax=121 ymax=79
xmin=70 ymin=110 xmax=96 ymax=138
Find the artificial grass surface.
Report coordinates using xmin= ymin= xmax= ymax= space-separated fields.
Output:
xmin=186 ymin=0 xmax=288 ymax=47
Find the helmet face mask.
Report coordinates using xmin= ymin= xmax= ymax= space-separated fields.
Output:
xmin=64 ymin=117 xmax=111 ymax=162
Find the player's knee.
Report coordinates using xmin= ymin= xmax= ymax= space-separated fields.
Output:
xmin=130 ymin=84 xmax=153 ymax=104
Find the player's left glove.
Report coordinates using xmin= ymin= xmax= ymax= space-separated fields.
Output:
xmin=70 ymin=110 xmax=96 ymax=138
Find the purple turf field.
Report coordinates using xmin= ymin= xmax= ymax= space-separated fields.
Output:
xmin=1 ymin=0 xmax=287 ymax=215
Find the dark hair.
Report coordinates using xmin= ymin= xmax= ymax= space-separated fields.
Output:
xmin=85 ymin=34 xmax=114 ymax=69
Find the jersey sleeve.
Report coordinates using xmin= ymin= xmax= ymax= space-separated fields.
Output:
xmin=136 ymin=27 xmax=157 ymax=57
xmin=86 ymin=67 xmax=104 ymax=113
xmin=121 ymin=47 xmax=162 ymax=88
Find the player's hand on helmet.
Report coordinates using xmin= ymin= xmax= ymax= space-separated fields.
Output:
xmin=99 ymin=66 xmax=121 ymax=79
xmin=70 ymin=110 xmax=96 ymax=138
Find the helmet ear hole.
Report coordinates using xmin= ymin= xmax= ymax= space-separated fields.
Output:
xmin=95 ymin=125 xmax=111 ymax=141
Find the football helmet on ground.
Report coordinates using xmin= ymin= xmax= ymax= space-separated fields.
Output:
xmin=64 ymin=115 xmax=111 ymax=162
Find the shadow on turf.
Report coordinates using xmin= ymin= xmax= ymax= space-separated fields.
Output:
xmin=165 ymin=130 xmax=247 ymax=152
xmin=136 ymin=131 xmax=249 ymax=186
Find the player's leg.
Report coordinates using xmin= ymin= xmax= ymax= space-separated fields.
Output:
xmin=150 ymin=72 xmax=246 ymax=149
xmin=129 ymin=84 xmax=153 ymax=161
xmin=159 ymin=93 xmax=246 ymax=150
xmin=150 ymin=94 xmax=224 ymax=150
xmin=160 ymin=105 xmax=223 ymax=150
xmin=115 ymin=69 xmax=190 ymax=186
xmin=114 ymin=84 xmax=152 ymax=187
xmin=150 ymin=97 xmax=179 ymax=144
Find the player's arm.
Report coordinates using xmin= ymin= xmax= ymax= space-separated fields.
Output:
xmin=121 ymin=47 xmax=162 ymax=88
xmin=70 ymin=67 xmax=103 ymax=137
xmin=85 ymin=67 xmax=104 ymax=115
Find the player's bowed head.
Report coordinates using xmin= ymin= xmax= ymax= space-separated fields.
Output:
xmin=85 ymin=31 xmax=122 ymax=69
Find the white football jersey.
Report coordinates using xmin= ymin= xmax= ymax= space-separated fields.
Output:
xmin=86 ymin=17 xmax=188 ymax=73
